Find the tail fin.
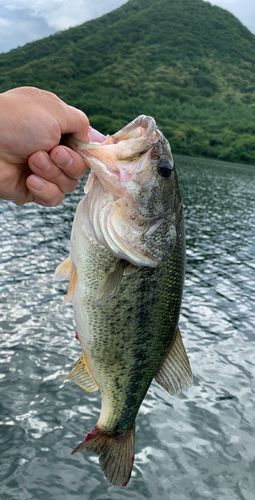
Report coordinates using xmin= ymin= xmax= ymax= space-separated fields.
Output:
xmin=71 ymin=425 xmax=135 ymax=487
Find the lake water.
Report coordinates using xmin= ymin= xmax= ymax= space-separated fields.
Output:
xmin=0 ymin=157 xmax=254 ymax=500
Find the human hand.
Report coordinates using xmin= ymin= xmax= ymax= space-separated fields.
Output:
xmin=0 ymin=86 xmax=105 ymax=206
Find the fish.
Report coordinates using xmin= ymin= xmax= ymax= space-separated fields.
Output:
xmin=54 ymin=115 xmax=192 ymax=487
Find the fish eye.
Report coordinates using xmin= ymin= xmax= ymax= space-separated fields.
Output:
xmin=157 ymin=159 xmax=173 ymax=178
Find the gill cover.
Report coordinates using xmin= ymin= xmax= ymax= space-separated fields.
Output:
xmin=64 ymin=115 xmax=178 ymax=267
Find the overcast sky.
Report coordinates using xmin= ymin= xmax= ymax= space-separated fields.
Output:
xmin=0 ymin=0 xmax=254 ymax=55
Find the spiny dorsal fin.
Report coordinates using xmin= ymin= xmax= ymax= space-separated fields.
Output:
xmin=54 ymin=256 xmax=72 ymax=281
xmin=71 ymin=425 xmax=135 ymax=487
xmin=61 ymin=351 xmax=99 ymax=392
xmin=155 ymin=327 xmax=192 ymax=395
xmin=94 ymin=260 xmax=128 ymax=306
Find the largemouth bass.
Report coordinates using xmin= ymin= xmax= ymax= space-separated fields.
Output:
xmin=54 ymin=115 xmax=192 ymax=486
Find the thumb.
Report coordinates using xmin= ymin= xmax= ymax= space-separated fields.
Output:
xmin=58 ymin=104 xmax=90 ymax=142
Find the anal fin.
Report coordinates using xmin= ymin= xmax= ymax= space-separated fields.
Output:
xmin=155 ymin=326 xmax=192 ymax=395
xmin=61 ymin=351 xmax=99 ymax=392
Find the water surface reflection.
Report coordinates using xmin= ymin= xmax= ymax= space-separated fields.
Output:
xmin=0 ymin=157 xmax=254 ymax=499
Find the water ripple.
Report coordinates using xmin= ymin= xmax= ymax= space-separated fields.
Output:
xmin=0 ymin=160 xmax=255 ymax=499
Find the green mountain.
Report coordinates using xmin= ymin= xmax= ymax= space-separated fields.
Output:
xmin=1 ymin=0 xmax=255 ymax=164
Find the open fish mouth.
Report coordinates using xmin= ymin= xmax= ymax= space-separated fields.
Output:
xmin=65 ymin=115 xmax=159 ymax=150
xmin=63 ymin=115 xmax=162 ymax=195
xmin=63 ymin=116 xmax=176 ymax=267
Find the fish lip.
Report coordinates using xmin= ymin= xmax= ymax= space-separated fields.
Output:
xmin=112 ymin=115 xmax=157 ymax=142
xmin=64 ymin=115 xmax=158 ymax=152
xmin=63 ymin=115 xmax=161 ymax=193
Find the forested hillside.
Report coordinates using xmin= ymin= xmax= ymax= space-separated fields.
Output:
xmin=0 ymin=0 xmax=255 ymax=164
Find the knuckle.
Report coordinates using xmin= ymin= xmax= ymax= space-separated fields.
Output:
xmin=63 ymin=179 xmax=78 ymax=194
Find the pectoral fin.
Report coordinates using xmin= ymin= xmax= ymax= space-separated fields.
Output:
xmin=61 ymin=351 xmax=99 ymax=392
xmin=94 ymin=260 xmax=140 ymax=306
xmin=94 ymin=260 xmax=127 ymax=306
xmin=155 ymin=327 xmax=192 ymax=394
xmin=54 ymin=256 xmax=71 ymax=281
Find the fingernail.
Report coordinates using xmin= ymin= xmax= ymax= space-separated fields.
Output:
xmin=33 ymin=151 xmax=51 ymax=171
xmin=54 ymin=148 xmax=73 ymax=168
xmin=28 ymin=175 xmax=46 ymax=191
xmin=88 ymin=126 xmax=106 ymax=143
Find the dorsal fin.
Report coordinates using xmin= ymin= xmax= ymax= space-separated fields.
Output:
xmin=155 ymin=327 xmax=192 ymax=394
xmin=61 ymin=351 xmax=99 ymax=392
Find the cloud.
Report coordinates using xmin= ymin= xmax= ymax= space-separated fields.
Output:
xmin=0 ymin=0 xmax=254 ymax=55
xmin=0 ymin=0 xmax=128 ymax=53
xmin=3 ymin=0 xmax=127 ymax=31
xmin=209 ymin=0 xmax=255 ymax=34
xmin=0 ymin=3 xmax=54 ymax=53
xmin=0 ymin=17 xmax=8 ymax=26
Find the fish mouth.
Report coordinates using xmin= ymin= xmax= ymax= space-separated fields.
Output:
xmin=65 ymin=117 xmax=175 ymax=267
xmin=64 ymin=115 xmax=161 ymax=195
xmin=112 ymin=115 xmax=158 ymax=143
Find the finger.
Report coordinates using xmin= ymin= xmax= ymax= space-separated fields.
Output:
xmin=49 ymin=146 xmax=88 ymax=180
xmin=28 ymin=150 xmax=79 ymax=192
xmin=88 ymin=126 xmax=106 ymax=143
xmin=59 ymin=105 xmax=90 ymax=142
xmin=26 ymin=175 xmax=64 ymax=207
